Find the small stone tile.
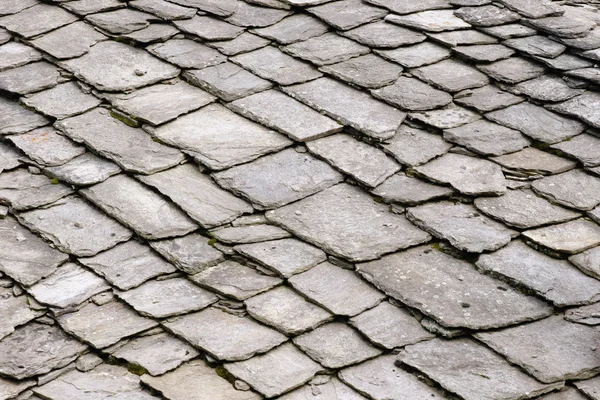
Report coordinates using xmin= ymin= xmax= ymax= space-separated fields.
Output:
xmin=454 ymin=85 xmax=524 ymax=112
xmin=532 ymin=169 xmax=600 ymax=211
xmin=9 ymin=127 xmax=85 ymax=167
xmin=0 ymin=28 xmax=9 ymax=44
xmin=0 ymin=0 xmax=37 ymax=17
xmin=497 ymin=0 xmax=563 ymax=19
xmin=210 ymin=224 xmax=291 ymax=244
xmin=283 ymin=32 xmax=369 ymax=66
xmin=550 ymin=92 xmax=600 ymax=130
xmin=129 ymin=0 xmax=197 ymax=20
xmin=225 ymin=1 xmax=291 ymax=27
xmin=245 ymin=286 xmax=332 ymax=335
xmin=43 ymin=152 xmax=121 ymax=186
xmin=207 ymin=32 xmax=270 ymax=55
xmin=85 ymin=9 xmax=154 ymax=34
xmin=252 ymin=13 xmax=328 ymax=44
xmin=0 ymin=42 xmax=41 ymax=72
xmin=147 ymin=39 xmax=226 ymax=69
xmin=539 ymin=388 xmax=589 ymax=400
xmin=372 ymin=76 xmax=452 ymax=111
xmin=413 ymin=59 xmax=489 ymax=92
xmin=0 ymin=168 xmax=73 ymax=211
xmin=320 ymin=54 xmax=403 ymax=89
xmin=409 ymin=103 xmax=482 ymax=129
xmin=163 ymin=307 xmax=287 ymax=361
xmin=376 ymin=41 xmax=450 ymax=68
xmin=551 ymin=132 xmax=600 ymax=168
xmin=280 ymin=377 xmax=366 ymax=400
xmin=307 ymin=0 xmax=387 ymax=31
xmin=169 ymin=0 xmax=238 ymax=17
xmin=523 ymin=218 xmax=600 ymax=255
xmin=149 ymin=234 xmax=225 ymax=274
xmin=0 ymin=4 xmax=78 ymax=38
xmin=479 ymin=23 xmax=537 ymax=38
xmin=189 ymin=261 xmax=282 ymax=300
xmin=428 ymin=29 xmax=498 ymax=46
xmin=0 ymin=61 xmax=66 ymax=95
xmin=566 ymin=302 xmax=600 ymax=326
xmin=526 ymin=14 xmax=595 ymax=39
xmin=575 ymin=377 xmax=600 ymax=400
xmin=565 ymin=68 xmax=600 ymax=85
xmin=61 ymin=0 xmax=126 ymax=15
xmin=173 ymin=15 xmax=244 ymax=41
xmin=443 ymin=119 xmax=530 ymax=156
xmin=121 ymin=23 xmax=176 ymax=44
xmin=21 ymin=82 xmax=101 ymax=120
xmin=372 ymin=173 xmax=454 ymax=205
xmin=0 ymin=143 xmax=21 ymax=173
xmin=382 ymin=125 xmax=452 ymax=166
xmin=478 ymin=56 xmax=546 ymax=84
xmin=513 ymin=75 xmax=585 ymax=102
xmin=453 ymin=43 xmax=515 ymax=62
xmin=385 ymin=10 xmax=471 ymax=32
xmin=455 ymin=5 xmax=521 ymax=27
xmin=364 ymin=0 xmax=451 ymax=14
xmin=491 ymin=147 xmax=576 ymax=175
xmin=570 ymin=245 xmax=600 ymax=280
xmin=0 ymin=287 xmax=44 ymax=340
xmin=0 ymin=377 xmax=35 ymax=400
xmin=504 ymin=35 xmax=566 ymax=58
xmin=116 ymin=277 xmax=217 ymax=318
xmin=342 ymin=20 xmax=426 ymax=48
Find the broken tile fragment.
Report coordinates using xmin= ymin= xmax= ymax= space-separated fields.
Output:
xmin=149 ymin=234 xmax=224 ymax=274
xmin=523 ymin=218 xmax=600 ymax=254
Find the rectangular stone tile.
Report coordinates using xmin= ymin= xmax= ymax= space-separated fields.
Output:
xmin=252 ymin=13 xmax=328 ymax=44
xmin=173 ymin=15 xmax=244 ymax=40
xmin=385 ymin=10 xmax=471 ymax=32
xmin=523 ymin=219 xmax=600 ymax=255
xmin=341 ymin=20 xmax=427 ymax=48
xmin=0 ymin=61 xmax=67 ymax=95
xmin=307 ymin=0 xmax=387 ymax=31
xmin=8 ymin=127 xmax=85 ymax=167
xmin=149 ymin=233 xmax=224 ymax=274
xmin=43 ymin=152 xmax=121 ymax=186
xmin=0 ymin=4 xmax=78 ymax=38
xmin=0 ymin=168 xmax=74 ymax=211
xmin=21 ymin=81 xmax=102 ymax=120
xmin=283 ymin=32 xmax=369 ymax=66
xmin=207 ymin=31 xmax=270 ymax=55
xmin=147 ymin=38 xmax=226 ymax=69
xmin=320 ymin=54 xmax=403 ymax=89
xmin=0 ymin=41 xmax=41 ymax=72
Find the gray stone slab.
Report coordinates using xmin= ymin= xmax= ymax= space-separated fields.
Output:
xmin=320 ymin=54 xmax=403 ymax=89
xmin=253 ymin=14 xmax=328 ymax=44
xmin=453 ymin=43 xmax=515 ymax=62
xmin=283 ymin=77 xmax=406 ymax=140
xmin=504 ymin=35 xmax=566 ymax=58
xmin=0 ymin=42 xmax=41 ymax=72
xmin=539 ymin=388 xmax=589 ymax=400
xmin=0 ymin=143 xmax=21 ymax=173
xmin=85 ymin=9 xmax=155 ymax=34
xmin=164 ymin=307 xmax=287 ymax=361
xmin=413 ymin=59 xmax=489 ymax=92
xmin=382 ymin=125 xmax=452 ymax=166
xmin=455 ymin=5 xmax=521 ymax=26
xmin=476 ymin=315 xmax=600 ymax=383
xmin=289 ymin=261 xmax=385 ymax=316
xmin=409 ymin=103 xmax=482 ymax=129
xmin=9 ymin=127 xmax=84 ymax=167
xmin=536 ymin=53 xmax=594 ymax=70
xmin=358 ymin=245 xmax=552 ymax=329
xmin=364 ymin=0 xmax=450 ymax=14
xmin=0 ymin=377 xmax=34 ymax=400
xmin=428 ymin=29 xmax=498 ymax=46
xmin=550 ymin=92 xmax=600 ymax=130
xmin=570 ymin=245 xmax=600 ymax=280
xmin=552 ymin=134 xmax=600 ymax=168
xmin=565 ymin=68 xmax=600 ymax=85
xmin=0 ymin=168 xmax=73 ymax=211
xmin=400 ymin=338 xmax=561 ymax=400
xmin=385 ymin=10 xmax=471 ymax=32
xmin=210 ymin=224 xmax=291 ymax=244
xmin=116 ymin=277 xmax=217 ymax=318
xmin=0 ymin=28 xmax=9 ymax=44
xmin=43 ymin=152 xmax=121 ymax=186
xmin=267 ymin=183 xmax=431 ymax=261
xmin=523 ymin=218 xmax=600 ymax=254
xmin=58 ymin=301 xmax=158 ymax=349
xmin=56 ymin=108 xmax=184 ymax=174
xmin=0 ymin=61 xmax=66 ymax=95
xmin=454 ymin=84 xmax=524 ymax=112
xmin=480 ymin=23 xmax=537 ymax=38
xmin=130 ymin=0 xmax=197 ymax=20
xmin=0 ymin=0 xmax=37 ymax=16
xmin=147 ymin=39 xmax=226 ymax=69
xmin=207 ymin=32 xmax=270 ymax=56
xmin=280 ymin=377 xmax=366 ymax=400
xmin=491 ymin=147 xmax=576 ymax=175
xmin=0 ymin=323 xmax=86 ymax=380
xmin=167 ymin=0 xmax=237 ymax=16
xmin=376 ymin=41 xmax=451 ymax=68
xmin=497 ymin=0 xmax=563 ymax=19
xmin=245 ymin=286 xmax=332 ymax=335
xmin=61 ymin=0 xmax=126 ymax=15
xmin=225 ymin=1 xmax=291 ymax=27
xmin=575 ymin=376 xmax=600 ymax=400
xmin=553 ymin=27 xmax=600 ymax=51
xmin=0 ymin=4 xmax=78 ymax=38
xmin=149 ymin=233 xmax=225 ymax=274
xmin=21 ymin=82 xmax=101 ymax=120
xmin=0 ymin=287 xmax=44 ymax=340
xmin=307 ymin=0 xmax=386 ymax=31
xmin=532 ymin=169 xmax=600 ymax=211
xmin=513 ymin=75 xmax=585 ymax=102
xmin=283 ymin=33 xmax=369 ymax=66
xmin=120 ymin=23 xmax=178 ymax=43
xmin=565 ymin=302 xmax=600 ymax=326
xmin=173 ymin=15 xmax=244 ymax=40
xmin=526 ymin=14 xmax=596 ymax=39
xmin=372 ymin=76 xmax=452 ymax=111
xmin=141 ymin=359 xmax=260 ymax=400
xmin=342 ymin=20 xmax=426 ymax=48
xmin=61 ymin=41 xmax=179 ymax=91
xmin=444 ymin=119 xmax=530 ymax=156
xmin=478 ymin=57 xmax=546 ymax=84
xmin=372 ymin=173 xmax=454 ymax=205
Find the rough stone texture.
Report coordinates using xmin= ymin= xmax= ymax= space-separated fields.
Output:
xmin=210 ymin=224 xmax=291 ymax=244
xmin=174 ymin=15 xmax=244 ymax=40
xmin=455 ymin=5 xmax=521 ymax=27
xmin=0 ymin=61 xmax=66 ymax=95
xmin=341 ymin=20 xmax=426 ymax=48
xmin=444 ymin=119 xmax=530 ymax=156
xmin=492 ymin=147 xmax=576 ymax=175
xmin=267 ymin=184 xmax=431 ymax=261
xmin=9 ymin=127 xmax=84 ymax=167
xmin=385 ymin=10 xmax=471 ymax=32
xmin=0 ymin=42 xmax=41 ymax=72
xmin=0 ymin=4 xmax=78 ymax=38
xmin=21 ymin=82 xmax=101 ymax=120
xmin=363 ymin=0 xmax=451 ymax=14
xmin=130 ymin=0 xmax=197 ymax=20
xmin=413 ymin=59 xmax=490 ymax=92
xmin=224 ymin=1 xmax=291 ymax=27
xmin=306 ymin=0 xmax=386 ymax=31
xmin=61 ymin=0 xmax=126 ymax=15
xmin=400 ymin=338 xmax=562 ymax=400
xmin=147 ymin=39 xmax=226 ymax=69
xmin=575 ymin=376 xmax=600 ymax=400
xmin=552 ymin=134 xmax=600 ymax=167
xmin=565 ymin=68 xmax=600 ymax=85
xmin=526 ymin=14 xmax=596 ymax=39
xmin=532 ymin=169 xmax=600 ymax=211
xmin=372 ymin=173 xmax=454 ymax=205
xmin=0 ymin=287 xmax=44 ymax=340
xmin=207 ymin=32 xmax=270 ymax=56
xmin=0 ymin=0 xmax=38 ymax=17
xmin=85 ymin=8 xmax=154 ymax=34
xmin=320 ymin=54 xmax=403 ymax=89
xmin=453 ymin=44 xmax=515 ymax=62
xmin=512 ymin=75 xmax=585 ymax=102
xmin=478 ymin=57 xmax=546 ymax=84
xmin=0 ymin=376 xmax=35 ymax=400
xmin=504 ymin=35 xmax=566 ymax=58
xmin=497 ymin=0 xmax=563 ymax=19
xmin=167 ymin=0 xmax=237 ymax=17
xmin=454 ymin=85 xmax=524 ymax=112
xmin=0 ymin=143 xmax=21 ymax=173
xmin=372 ymin=76 xmax=453 ymax=111
xmin=409 ymin=103 xmax=481 ymax=129
xmin=149 ymin=234 xmax=225 ymax=274
xmin=570 ymin=245 xmax=600 ymax=280
xmin=430 ymin=29 xmax=498 ymax=46
xmin=382 ymin=125 xmax=452 ymax=166
xmin=0 ymin=168 xmax=74 ymax=211
xmin=539 ymin=388 xmax=589 ymax=400
xmin=43 ymin=152 xmax=121 ymax=186
xmin=476 ymin=316 xmax=600 ymax=383
xmin=565 ymin=302 xmax=600 ymax=326
xmin=550 ymin=91 xmax=600 ymax=129
xmin=284 ymin=33 xmax=370 ymax=66
xmin=523 ymin=219 xmax=600 ymax=255
xmin=376 ymin=41 xmax=451 ymax=68
xmin=253 ymin=14 xmax=328 ymax=44
xmin=163 ymin=307 xmax=287 ymax=361
xmin=279 ymin=377 xmax=366 ymax=400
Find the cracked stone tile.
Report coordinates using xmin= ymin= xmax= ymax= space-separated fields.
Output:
xmin=0 ymin=0 xmax=37 ymax=16
xmin=253 ymin=14 xmax=328 ymax=45
xmin=167 ymin=0 xmax=237 ymax=17
xmin=61 ymin=0 xmax=126 ymax=15
xmin=0 ymin=376 xmax=35 ymax=400
xmin=208 ymin=32 xmax=270 ymax=56
xmin=523 ymin=218 xmax=600 ymax=254
xmin=130 ymin=0 xmax=197 ymax=20
xmin=164 ymin=307 xmax=287 ymax=361
xmin=512 ymin=75 xmax=585 ymax=102
xmin=407 ymin=201 xmax=517 ymax=253
xmin=0 ymin=97 xmax=49 ymax=135
xmin=339 ymin=355 xmax=445 ymax=399
xmin=400 ymin=338 xmax=562 ymax=400
xmin=280 ymin=376 xmax=366 ymax=400
xmin=478 ymin=57 xmax=546 ymax=84
xmin=550 ymin=92 xmax=600 ymax=130
xmin=566 ymin=302 xmax=600 ymax=326
xmin=0 ymin=143 xmax=21 ymax=173
xmin=504 ymin=35 xmax=566 ymax=58
xmin=455 ymin=5 xmax=521 ymax=27
xmin=0 ymin=168 xmax=73 ymax=211
xmin=56 ymin=108 xmax=184 ymax=174
xmin=21 ymin=82 xmax=101 ymax=120
xmin=267 ymin=183 xmax=431 ymax=261
xmin=526 ymin=14 xmax=596 ymax=39
xmin=491 ymin=147 xmax=576 ymax=175
xmin=0 ymin=4 xmax=78 ymax=38
xmin=306 ymin=134 xmax=399 ymax=188
xmin=0 ymin=61 xmax=67 ymax=95
xmin=372 ymin=173 xmax=454 ymax=205
xmin=532 ymin=169 xmax=600 ymax=211
xmin=283 ymin=33 xmax=369 ymax=66
xmin=283 ymin=77 xmax=406 ymax=140
xmin=487 ymin=102 xmax=585 ymax=144
xmin=214 ymin=148 xmax=342 ymax=209
xmin=444 ymin=119 xmax=531 ymax=156
xmin=320 ymin=54 xmax=403 ymax=89
xmin=350 ymin=302 xmax=434 ymax=349
xmin=8 ymin=127 xmax=85 ymax=167
xmin=382 ymin=125 xmax=452 ymax=166
xmin=232 ymin=45 xmax=322 ymax=85
xmin=454 ymin=85 xmax=524 ymax=112
xmin=306 ymin=0 xmax=387 ymax=31
xmin=210 ymin=224 xmax=291 ymax=244
xmin=453 ymin=43 xmax=515 ymax=62
xmin=85 ymin=9 xmax=155 ymax=34
xmin=497 ymin=0 xmax=563 ymax=19
xmin=227 ymin=89 xmax=341 ymax=142
xmin=116 ymin=277 xmax=217 ymax=318
xmin=147 ymin=39 xmax=226 ymax=69
xmin=409 ymin=103 xmax=481 ymax=129
xmin=0 ymin=215 xmax=68 ymax=286
xmin=428 ymin=29 xmax=498 ymax=46
xmin=27 ymin=262 xmax=109 ymax=309
xmin=386 ymin=10 xmax=471 ymax=32
xmin=35 ymin=364 xmax=157 ymax=400
xmin=372 ymin=76 xmax=452 ymax=111
xmin=413 ymin=59 xmax=489 ymax=93
xmin=0 ymin=287 xmax=44 ymax=340
xmin=183 ymin=62 xmax=273 ymax=102
xmin=189 ymin=260 xmax=282 ymax=300
xmin=122 ymin=24 xmax=185 ymax=44
xmin=484 ymin=239 xmax=600 ymax=307
xmin=174 ymin=15 xmax=245 ymax=40
xmin=245 ymin=286 xmax=332 ymax=335
xmin=552 ymin=134 xmax=600 ymax=168
xmin=142 ymin=359 xmax=260 ymax=400
xmin=0 ymin=42 xmax=41 ymax=72
xmin=29 ymin=21 xmax=107 ymax=60
xmin=43 ymin=152 xmax=121 ymax=186
xmin=376 ymin=41 xmax=450 ymax=68
xmin=61 ymin=41 xmax=179 ymax=91
xmin=342 ymin=21 xmax=426 ymax=49
xmin=570 ymin=246 xmax=600 ymax=280
xmin=476 ymin=315 xmax=600 ymax=383
xmin=58 ymin=301 xmax=158 ymax=349
xmin=225 ymin=1 xmax=291 ymax=27
xmin=149 ymin=234 xmax=224 ymax=274
xmin=0 ymin=323 xmax=86 ymax=380
xmin=81 ymin=174 xmax=197 ymax=240
xmin=289 ymin=261 xmax=385 ymax=316
xmin=358 ymin=245 xmax=552 ymax=329
xmin=364 ymin=0 xmax=451 ymax=14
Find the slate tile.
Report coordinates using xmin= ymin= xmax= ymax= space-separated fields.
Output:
xmin=570 ymin=245 xmax=600 ymax=280
xmin=372 ymin=76 xmax=452 ymax=111
xmin=565 ymin=68 xmax=600 ymax=85
xmin=0 ymin=287 xmax=44 ymax=340
xmin=551 ymin=134 xmax=600 ymax=168
xmin=119 ymin=23 xmax=178 ymax=43
xmin=61 ymin=0 xmax=126 ymax=15
xmin=29 ymin=21 xmax=106 ymax=60
xmin=85 ymin=9 xmax=155 ymax=34
xmin=0 ymin=377 xmax=34 ymax=400
xmin=320 ymin=53 xmax=403 ymax=88
xmin=550 ymin=92 xmax=600 ymax=129
xmin=372 ymin=172 xmax=454 ymax=205
xmin=364 ymin=0 xmax=451 ymax=14
xmin=0 ymin=42 xmax=41 ymax=72
xmin=168 ymin=0 xmax=238 ymax=17
xmin=575 ymin=377 xmax=600 ymax=400
xmin=453 ymin=43 xmax=514 ymax=62
xmin=497 ymin=0 xmax=563 ymax=19
xmin=491 ymin=147 xmax=576 ymax=175
xmin=210 ymin=224 xmax=291 ymax=244
xmin=341 ymin=20 xmax=426 ymax=48
xmin=207 ymin=32 xmax=270 ymax=55
xmin=513 ymin=75 xmax=585 ymax=102
xmin=8 ymin=127 xmax=85 ymax=167
xmin=279 ymin=0 xmax=338 ymax=6
xmin=443 ymin=119 xmax=531 ymax=156
xmin=413 ymin=59 xmax=489 ymax=92
xmin=149 ymin=234 xmax=225 ymax=274
xmin=0 ymin=143 xmax=21 ymax=173
xmin=455 ymin=5 xmax=521 ymax=27
xmin=252 ymin=14 xmax=329 ymax=44
xmin=538 ymin=388 xmax=589 ymax=400
xmin=283 ymin=32 xmax=369 ymax=65
xmin=454 ymin=84 xmax=524 ymax=112
xmin=409 ymin=103 xmax=482 ymax=129
xmin=0 ymin=0 xmax=38 ymax=17
xmin=21 ymin=82 xmax=101 ymax=120
xmin=532 ymin=169 xmax=600 ymax=211
xmin=0 ymin=62 xmax=66 ymax=95
xmin=504 ymin=35 xmax=566 ymax=58
xmin=147 ymin=38 xmax=226 ymax=69
xmin=376 ymin=41 xmax=451 ymax=68
xmin=381 ymin=125 xmax=452 ymax=166
xmin=0 ymin=4 xmax=78 ymax=38
xmin=385 ymin=10 xmax=471 ymax=32
xmin=480 ymin=23 xmax=537 ymax=38
xmin=280 ymin=377 xmax=366 ymax=400
xmin=523 ymin=218 xmax=600 ymax=254
xmin=526 ymin=14 xmax=596 ymax=39
xmin=0 ymin=168 xmax=73 ymax=211
xmin=43 ymin=152 xmax=121 ymax=186
xmin=478 ymin=57 xmax=546 ymax=84
xmin=173 ymin=15 xmax=245 ymax=40
xmin=307 ymin=0 xmax=387 ymax=31
xmin=225 ymin=1 xmax=291 ymax=27
xmin=0 ymin=28 xmax=10 ymax=44
xmin=553 ymin=28 xmax=600 ymax=50
xmin=129 ymin=0 xmax=197 ymax=20
xmin=428 ymin=29 xmax=498 ymax=47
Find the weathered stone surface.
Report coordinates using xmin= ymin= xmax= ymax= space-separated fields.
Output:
xmin=0 ymin=376 xmax=35 ymax=400
xmin=85 ymin=9 xmax=154 ymax=34
xmin=526 ymin=14 xmax=596 ymax=39
xmin=401 ymin=338 xmax=561 ymax=400
xmin=283 ymin=33 xmax=369 ymax=66
xmin=575 ymin=376 xmax=600 ymax=400
xmin=253 ymin=14 xmax=327 ymax=44
xmin=0 ymin=42 xmax=41 ymax=72
xmin=164 ymin=307 xmax=287 ymax=361
xmin=117 ymin=277 xmax=217 ymax=318
xmin=0 ymin=28 xmax=9 ymax=44
xmin=454 ymin=84 xmax=524 ymax=112
xmin=0 ymin=168 xmax=73 ymax=211
xmin=0 ymin=287 xmax=44 ymax=340
xmin=245 ymin=286 xmax=332 ymax=334
xmin=289 ymin=262 xmax=384 ymax=316
xmin=350 ymin=302 xmax=434 ymax=349
xmin=372 ymin=173 xmax=454 ymax=205
xmin=551 ymin=134 xmax=600 ymax=168
xmin=550 ymin=92 xmax=600 ymax=130
xmin=565 ymin=68 xmax=600 ymax=85
xmin=227 ymin=89 xmax=341 ymax=142
xmin=444 ymin=119 xmax=530 ymax=156
xmin=513 ymin=75 xmax=584 ymax=103
xmin=43 ymin=152 xmax=121 ymax=186
xmin=410 ymin=103 xmax=481 ymax=129
xmin=497 ymin=0 xmax=562 ymax=19
xmin=478 ymin=57 xmax=546 ymax=84
xmin=454 ymin=43 xmax=515 ymax=62
xmin=570 ymin=245 xmax=600 ymax=280
xmin=386 ymin=10 xmax=471 ymax=32
xmin=58 ymin=301 xmax=158 ymax=349
xmin=320 ymin=54 xmax=403 ymax=89
xmin=0 ymin=0 xmax=37 ymax=16
xmin=9 ymin=127 xmax=84 ymax=167
xmin=149 ymin=234 xmax=224 ymax=274
xmin=0 ymin=323 xmax=86 ymax=380
xmin=413 ymin=59 xmax=489 ymax=92
xmin=147 ymin=39 xmax=225 ymax=69
xmin=430 ymin=29 xmax=498 ymax=46
xmin=372 ymin=76 xmax=452 ymax=111
xmin=207 ymin=32 xmax=270 ymax=56
xmin=532 ymin=169 xmax=600 ymax=211
xmin=168 ymin=0 xmax=237 ymax=17
xmin=376 ymin=41 xmax=451 ymax=68
xmin=0 ymin=4 xmax=77 ymax=38
xmin=534 ymin=53 xmax=593 ymax=70
xmin=365 ymin=0 xmax=451 ymax=14
xmin=283 ymin=78 xmax=406 ymax=140
xmin=504 ymin=35 xmax=566 ymax=58
xmin=62 ymin=41 xmax=179 ymax=91
xmin=339 ymin=355 xmax=445 ymax=399
xmin=121 ymin=23 xmax=180 ymax=43
xmin=142 ymin=359 xmax=260 ymax=400
xmin=0 ymin=61 xmax=66 ymax=95
xmin=523 ymin=219 xmax=600 ymax=254
xmin=61 ymin=0 xmax=126 ymax=15
xmin=267 ymin=184 xmax=431 ymax=261
xmin=81 ymin=174 xmax=197 ymax=240
xmin=211 ymin=224 xmax=291 ymax=244
xmin=382 ymin=125 xmax=452 ymax=166
xmin=476 ymin=315 xmax=600 ymax=383
xmin=130 ymin=0 xmax=197 ymax=20
xmin=342 ymin=20 xmax=426 ymax=48
xmin=0 ymin=143 xmax=21 ymax=174
xmin=280 ymin=377 xmax=366 ymax=400
xmin=173 ymin=15 xmax=244 ymax=40
xmin=491 ymin=147 xmax=576 ymax=175
xmin=539 ymin=388 xmax=589 ymax=400
xmin=565 ymin=302 xmax=600 ymax=326
xmin=306 ymin=0 xmax=386 ymax=31
xmin=455 ymin=5 xmax=521 ymax=27
xmin=21 ymin=82 xmax=101 ymax=120
xmin=225 ymin=1 xmax=291 ymax=27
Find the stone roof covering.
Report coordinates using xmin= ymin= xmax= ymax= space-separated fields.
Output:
xmin=0 ymin=0 xmax=600 ymax=399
